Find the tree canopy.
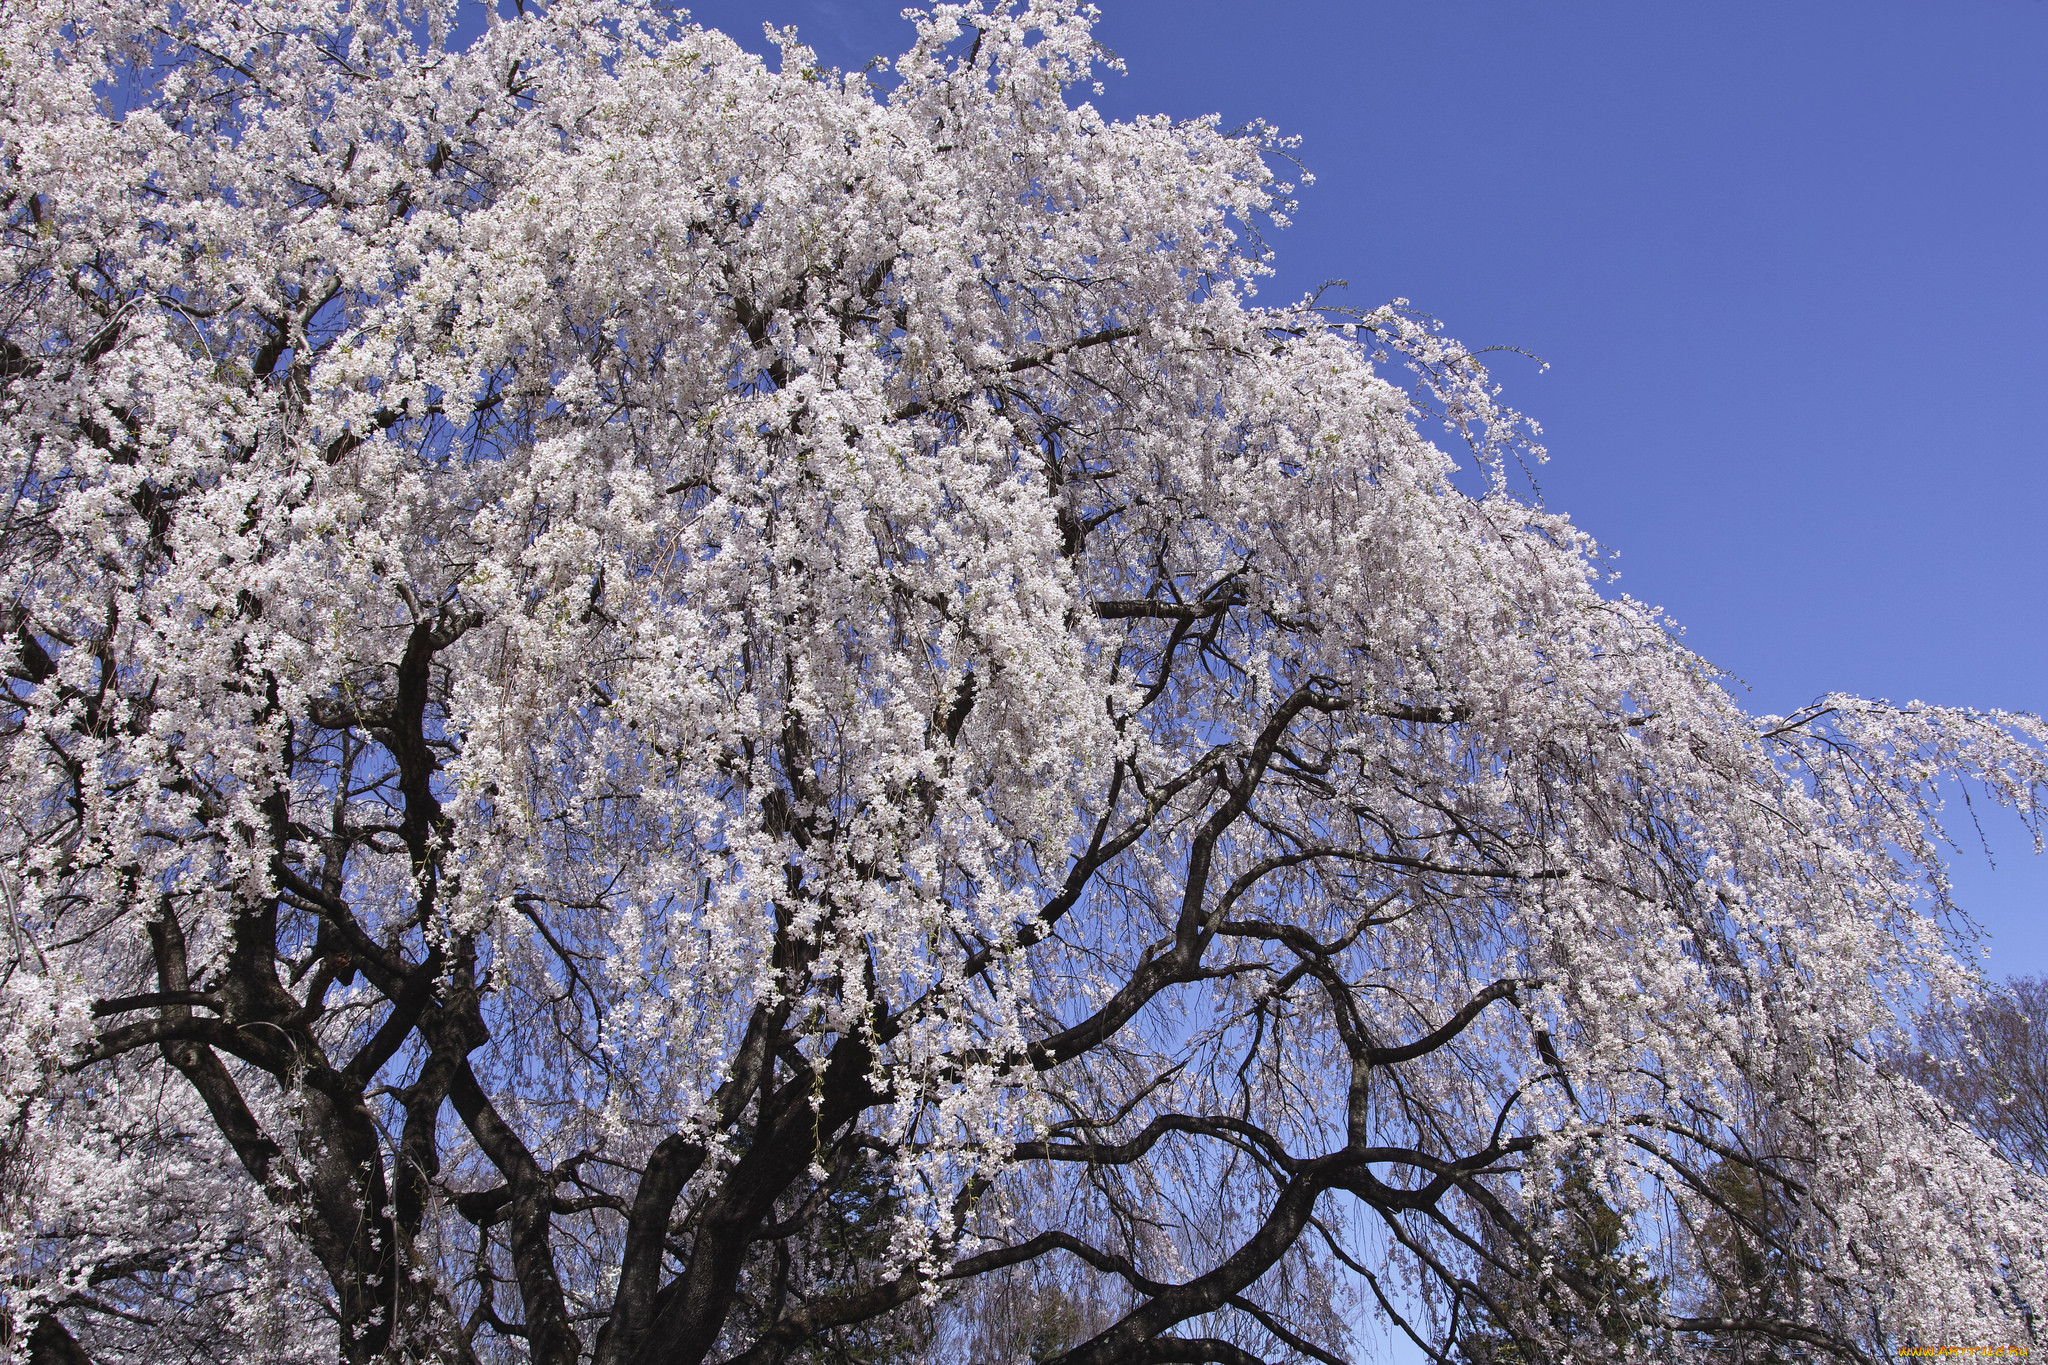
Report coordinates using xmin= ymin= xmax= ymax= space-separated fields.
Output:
xmin=2 ymin=2 xmax=2043 ymax=1362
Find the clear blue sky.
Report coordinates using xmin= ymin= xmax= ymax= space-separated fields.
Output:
xmin=674 ymin=0 xmax=2048 ymax=978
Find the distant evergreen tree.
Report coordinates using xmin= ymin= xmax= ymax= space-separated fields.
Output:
xmin=1458 ymin=1160 xmax=1664 ymax=1363
xmin=717 ymin=1155 xmax=939 ymax=1365
xmin=1687 ymin=1159 xmax=1813 ymax=1364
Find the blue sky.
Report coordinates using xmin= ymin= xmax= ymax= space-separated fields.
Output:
xmin=676 ymin=0 xmax=2048 ymax=977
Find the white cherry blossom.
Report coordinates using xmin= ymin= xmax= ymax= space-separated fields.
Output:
xmin=1 ymin=2 xmax=2041 ymax=1362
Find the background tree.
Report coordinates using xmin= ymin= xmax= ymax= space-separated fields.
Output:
xmin=1899 ymin=976 xmax=2048 ymax=1175
xmin=2 ymin=2 xmax=2046 ymax=1363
